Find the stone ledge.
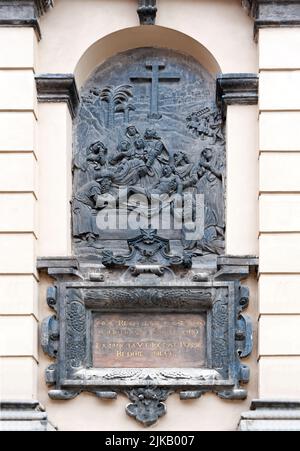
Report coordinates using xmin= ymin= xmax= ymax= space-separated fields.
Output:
xmin=239 ymin=399 xmax=300 ymax=431
xmin=37 ymin=255 xmax=258 ymax=282
xmin=0 ymin=400 xmax=56 ymax=432
xmin=216 ymin=74 xmax=259 ymax=117
xmin=37 ymin=256 xmax=79 ymax=271
xmin=243 ymin=0 xmax=300 ymax=37
xmin=35 ymin=74 xmax=80 ymax=119
xmin=0 ymin=1 xmax=53 ymax=40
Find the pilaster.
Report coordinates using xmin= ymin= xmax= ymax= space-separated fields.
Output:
xmin=257 ymin=6 xmax=300 ymax=412
xmin=0 ymin=20 xmax=39 ymax=406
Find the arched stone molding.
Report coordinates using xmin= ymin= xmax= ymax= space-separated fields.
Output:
xmin=0 ymin=0 xmax=53 ymax=39
xmin=74 ymin=26 xmax=222 ymax=89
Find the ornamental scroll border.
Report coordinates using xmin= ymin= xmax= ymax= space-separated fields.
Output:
xmin=41 ymin=280 xmax=252 ymax=426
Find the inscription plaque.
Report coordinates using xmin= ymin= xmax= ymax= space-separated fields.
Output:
xmin=41 ymin=281 xmax=253 ymax=426
xmin=93 ymin=313 xmax=206 ymax=368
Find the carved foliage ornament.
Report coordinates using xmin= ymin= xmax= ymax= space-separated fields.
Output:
xmin=102 ymin=228 xmax=193 ymax=270
xmin=126 ymin=388 xmax=170 ymax=427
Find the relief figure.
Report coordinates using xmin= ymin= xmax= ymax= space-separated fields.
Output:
xmin=110 ymin=140 xmax=148 ymax=186
xmin=197 ymin=148 xmax=224 ymax=231
xmin=174 ymin=151 xmax=198 ymax=190
xmin=73 ymin=172 xmax=114 ymax=243
xmin=151 ymin=165 xmax=183 ymax=196
xmin=184 ymin=148 xmax=225 ymax=255
xmin=142 ymin=140 xmax=170 ymax=188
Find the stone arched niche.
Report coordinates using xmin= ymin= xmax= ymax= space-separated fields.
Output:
xmin=41 ymin=45 xmax=254 ymax=428
xmin=74 ymin=26 xmax=222 ymax=89
xmin=73 ymin=47 xmax=225 ymax=262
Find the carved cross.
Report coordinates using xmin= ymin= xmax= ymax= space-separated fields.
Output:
xmin=130 ymin=63 xmax=180 ymax=119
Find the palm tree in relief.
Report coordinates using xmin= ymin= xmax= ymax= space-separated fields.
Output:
xmin=115 ymin=102 xmax=136 ymax=124
xmin=100 ymin=85 xmax=134 ymax=128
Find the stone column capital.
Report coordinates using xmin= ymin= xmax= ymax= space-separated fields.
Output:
xmin=242 ymin=0 xmax=300 ymax=37
xmin=0 ymin=0 xmax=53 ymax=39
xmin=216 ymin=73 xmax=259 ymax=117
xmin=35 ymin=74 xmax=80 ymax=119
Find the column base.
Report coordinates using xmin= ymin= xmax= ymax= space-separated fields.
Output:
xmin=239 ymin=400 xmax=300 ymax=431
xmin=0 ymin=400 xmax=56 ymax=431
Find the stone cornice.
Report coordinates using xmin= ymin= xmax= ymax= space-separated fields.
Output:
xmin=35 ymin=74 xmax=80 ymax=119
xmin=0 ymin=400 xmax=56 ymax=431
xmin=243 ymin=0 xmax=300 ymax=36
xmin=239 ymin=399 xmax=300 ymax=431
xmin=0 ymin=1 xmax=53 ymax=39
xmin=216 ymin=73 xmax=259 ymax=117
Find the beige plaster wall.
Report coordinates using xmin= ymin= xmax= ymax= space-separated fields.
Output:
xmin=38 ymin=0 xmax=257 ymax=86
xmin=226 ymin=105 xmax=259 ymax=256
xmin=38 ymin=103 xmax=73 ymax=257
xmin=258 ymin=28 xmax=300 ymax=399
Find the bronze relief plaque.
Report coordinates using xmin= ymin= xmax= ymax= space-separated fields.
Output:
xmin=92 ymin=313 xmax=207 ymax=368
xmin=73 ymin=48 xmax=225 ymax=258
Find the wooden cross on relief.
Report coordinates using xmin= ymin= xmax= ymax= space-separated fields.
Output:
xmin=130 ymin=63 xmax=180 ymax=119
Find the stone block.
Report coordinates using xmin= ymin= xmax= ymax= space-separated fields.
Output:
xmin=0 ymin=233 xmax=37 ymax=274
xmin=259 ymin=357 xmax=300 ymax=398
xmin=0 ymin=193 xmax=37 ymax=233
xmin=260 ymin=153 xmax=300 ymax=192
xmin=260 ymin=233 xmax=300 ymax=273
xmin=260 ymin=194 xmax=300 ymax=232
xmin=0 ymin=28 xmax=37 ymax=69
xmin=260 ymin=28 xmax=300 ymax=70
xmin=260 ymin=112 xmax=300 ymax=151
xmin=0 ymin=112 xmax=37 ymax=153
xmin=0 ymin=358 xmax=37 ymax=400
xmin=259 ymin=316 xmax=300 ymax=356
xmin=0 ymin=275 xmax=38 ymax=316
xmin=260 ymin=71 xmax=300 ymax=111
xmin=0 ymin=70 xmax=36 ymax=112
xmin=0 ymin=316 xmax=38 ymax=359
xmin=0 ymin=153 xmax=37 ymax=194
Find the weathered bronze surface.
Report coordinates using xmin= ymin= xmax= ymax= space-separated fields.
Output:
xmin=73 ymin=48 xmax=226 ymax=259
xmin=92 ymin=313 xmax=206 ymax=368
